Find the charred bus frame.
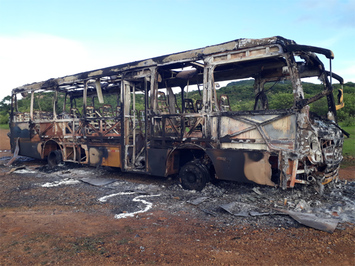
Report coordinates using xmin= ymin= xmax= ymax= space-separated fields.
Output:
xmin=9 ymin=36 xmax=346 ymax=190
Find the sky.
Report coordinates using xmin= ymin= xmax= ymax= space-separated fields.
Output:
xmin=0 ymin=0 xmax=354 ymax=100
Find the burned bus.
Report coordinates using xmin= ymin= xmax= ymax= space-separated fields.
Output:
xmin=9 ymin=36 xmax=346 ymax=191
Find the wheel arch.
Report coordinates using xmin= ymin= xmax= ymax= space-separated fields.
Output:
xmin=42 ymin=139 xmax=62 ymax=159
xmin=165 ymin=143 xmax=214 ymax=176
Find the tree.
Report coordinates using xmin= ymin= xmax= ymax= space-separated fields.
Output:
xmin=0 ymin=95 xmax=11 ymax=124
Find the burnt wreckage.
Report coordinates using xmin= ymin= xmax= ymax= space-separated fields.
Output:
xmin=9 ymin=36 xmax=347 ymax=191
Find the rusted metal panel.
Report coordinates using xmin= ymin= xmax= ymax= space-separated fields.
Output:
xmin=104 ymin=147 xmax=121 ymax=167
xmin=217 ymin=113 xmax=296 ymax=152
xmin=206 ymin=149 xmax=275 ymax=186
xmin=243 ymin=152 xmax=274 ymax=186
xmin=88 ymin=146 xmax=122 ymax=168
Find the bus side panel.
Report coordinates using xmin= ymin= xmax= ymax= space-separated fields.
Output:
xmin=217 ymin=114 xmax=296 ymax=151
xmin=11 ymin=124 xmax=31 ymax=139
xmin=10 ymin=123 xmax=31 ymax=152
xmin=207 ymin=149 xmax=275 ymax=186
xmin=10 ymin=123 xmax=43 ymax=159
xmin=147 ymin=148 xmax=169 ymax=177
xmin=19 ymin=140 xmax=42 ymax=159
xmin=101 ymin=146 xmax=122 ymax=168
xmin=88 ymin=145 xmax=122 ymax=168
xmin=207 ymin=149 xmax=250 ymax=183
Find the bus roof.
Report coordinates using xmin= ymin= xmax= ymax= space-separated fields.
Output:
xmin=12 ymin=36 xmax=334 ymax=94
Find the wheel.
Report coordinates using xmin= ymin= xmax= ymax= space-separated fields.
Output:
xmin=47 ymin=150 xmax=63 ymax=168
xmin=179 ymin=161 xmax=210 ymax=191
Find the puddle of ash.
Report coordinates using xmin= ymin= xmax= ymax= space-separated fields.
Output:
xmin=7 ymin=162 xmax=355 ymax=232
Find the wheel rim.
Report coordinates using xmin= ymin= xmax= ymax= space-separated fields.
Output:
xmin=180 ymin=161 xmax=209 ymax=191
xmin=186 ymin=172 xmax=197 ymax=183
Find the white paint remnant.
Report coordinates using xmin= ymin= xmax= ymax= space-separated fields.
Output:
xmin=115 ymin=194 xmax=161 ymax=219
xmin=41 ymin=178 xmax=81 ymax=187
xmin=98 ymin=192 xmax=160 ymax=219
xmin=98 ymin=192 xmax=136 ymax=202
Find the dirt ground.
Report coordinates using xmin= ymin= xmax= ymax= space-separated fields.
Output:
xmin=1 ymin=128 xmax=354 ymax=265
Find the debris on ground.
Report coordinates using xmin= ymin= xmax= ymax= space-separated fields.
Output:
xmin=1 ymin=161 xmax=354 ymax=233
xmin=276 ymin=209 xmax=339 ymax=233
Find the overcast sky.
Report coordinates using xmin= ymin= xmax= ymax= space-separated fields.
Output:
xmin=0 ymin=0 xmax=354 ymax=100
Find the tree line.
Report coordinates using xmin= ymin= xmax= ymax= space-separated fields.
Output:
xmin=1 ymin=81 xmax=354 ymax=126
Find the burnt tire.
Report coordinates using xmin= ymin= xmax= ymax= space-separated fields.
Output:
xmin=47 ymin=150 xmax=63 ymax=168
xmin=179 ymin=161 xmax=209 ymax=191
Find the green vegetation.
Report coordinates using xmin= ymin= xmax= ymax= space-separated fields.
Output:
xmin=340 ymin=124 xmax=355 ymax=158
xmin=180 ymin=80 xmax=355 ymax=123
xmin=0 ymin=95 xmax=11 ymax=125
xmin=1 ymin=80 xmax=354 ymax=127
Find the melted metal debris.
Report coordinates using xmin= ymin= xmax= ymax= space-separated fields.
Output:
xmin=187 ymin=197 xmax=209 ymax=206
xmin=278 ymin=209 xmax=339 ymax=233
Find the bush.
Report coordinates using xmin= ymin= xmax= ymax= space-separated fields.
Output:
xmin=340 ymin=116 xmax=355 ymax=126
xmin=0 ymin=114 xmax=8 ymax=124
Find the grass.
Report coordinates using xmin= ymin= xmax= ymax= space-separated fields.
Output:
xmin=0 ymin=124 xmax=9 ymax=129
xmin=340 ymin=124 xmax=355 ymax=158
